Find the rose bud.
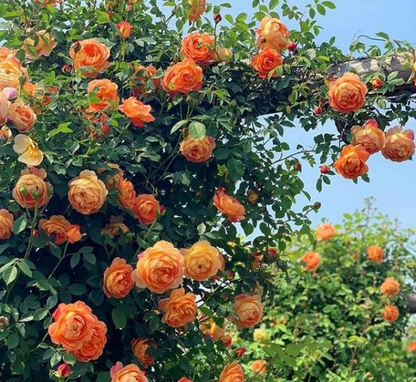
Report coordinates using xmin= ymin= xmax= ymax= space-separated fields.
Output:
xmin=314 ymin=106 xmax=322 ymax=115
xmin=226 ymin=271 xmax=235 ymax=279
xmin=287 ymin=41 xmax=297 ymax=52
xmin=314 ymin=202 xmax=321 ymax=210
xmin=0 ymin=316 xmax=9 ymax=331
xmin=320 ymin=165 xmax=330 ymax=174
xmin=371 ymin=78 xmax=383 ymax=89
xmin=62 ymin=64 xmax=72 ymax=73
xmin=72 ymin=41 xmax=81 ymax=53
xmin=56 ymin=363 xmax=71 ymax=378
xmin=234 ymin=347 xmax=246 ymax=358
xmin=294 ymin=162 xmax=302 ymax=172
xmin=214 ymin=13 xmax=222 ymax=23
xmin=266 ymin=248 xmax=277 ymax=259
xmin=247 ymin=190 xmax=259 ymax=205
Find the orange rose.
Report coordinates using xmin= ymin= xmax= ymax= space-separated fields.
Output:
xmin=188 ymin=0 xmax=206 ymax=22
xmin=69 ymin=39 xmax=110 ymax=78
xmin=328 ymin=73 xmax=368 ymax=113
xmin=251 ymin=360 xmax=267 ymax=374
xmin=118 ymin=179 xmax=136 ymax=210
xmin=158 ymin=288 xmax=197 ymax=328
xmin=131 ymin=338 xmax=156 ymax=368
xmin=180 ymin=135 xmax=215 ymax=163
xmin=101 ymin=216 xmax=129 ymax=238
xmin=0 ymin=47 xmax=16 ymax=61
xmin=256 ymin=17 xmax=290 ymax=52
xmin=68 ymin=170 xmax=108 ymax=215
xmin=117 ymin=21 xmax=133 ymax=39
xmin=39 ymin=215 xmax=71 ymax=245
xmin=87 ymin=79 xmax=119 ymax=113
xmin=301 ymin=251 xmax=320 ymax=271
xmin=252 ymin=47 xmax=284 ymax=79
xmin=133 ymin=194 xmax=161 ymax=225
xmin=213 ymin=188 xmax=245 ymax=222
xmin=181 ymin=240 xmax=222 ymax=281
xmin=316 ymin=223 xmax=335 ymax=241
xmin=163 ymin=58 xmax=203 ymax=95
xmin=48 ymin=301 xmax=104 ymax=354
xmin=67 ymin=224 xmax=84 ymax=244
xmin=334 ymin=145 xmax=369 ymax=179
xmin=0 ymin=209 xmax=14 ymax=240
xmin=178 ymin=378 xmax=193 ymax=382
xmin=97 ymin=163 xmax=123 ymax=189
xmin=118 ymin=97 xmax=155 ymax=127
xmin=111 ymin=364 xmax=148 ymax=382
xmin=381 ymin=126 xmax=415 ymax=162
xmin=87 ymin=113 xmax=111 ymax=139
xmin=131 ymin=65 xmax=160 ymax=96
xmin=181 ymin=33 xmax=215 ymax=65
xmin=233 ymin=294 xmax=263 ymax=329
xmin=13 ymin=170 xmax=51 ymax=209
xmin=219 ymin=361 xmax=245 ymax=382
xmin=7 ymin=99 xmax=37 ymax=132
xmin=133 ymin=240 xmax=184 ymax=294
xmin=367 ymin=245 xmax=384 ymax=263
xmin=72 ymin=320 xmax=107 ymax=362
xmin=407 ymin=342 xmax=416 ymax=352
xmin=351 ymin=119 xmax=385 ymax=155
xmin=103 ymin=257 xmax=134 ymax=298
xmin=382 ymin=305 xmax=399 ymax=322
xmin=0 ymin=56 xmax=28 ymax=91
xmin=380 ymin=277 xmax=400 ymax=297
xmin=24 ymin=31 xmax=57 ymax=59
xmin=33 ymin=0 xmax=61 ymax=6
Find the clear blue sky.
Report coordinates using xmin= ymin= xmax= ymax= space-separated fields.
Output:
xmin=212 ymin=0 xmax=416 ymax=228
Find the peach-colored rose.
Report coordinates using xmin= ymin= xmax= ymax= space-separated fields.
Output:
xmin=103 ymin=257 xmax=134 ymax=298
xmin=316 ymin=223 xmax=335 ymax=241
xmin=181 ymin=33 xmax=215 ymax=65
xmin=133 ymin=194 xmax=161 ymax=225
xmin=181 ymin=240 xmax=222 ymax=281
xmin=67 ymin=224 xmax=84 ymax=244
xmin=210 ymin=47 xmax=233 ymax=64
xmin=381 ymin=126 xmax=415 ymax=162
xmin=0 ymin=88 xmax=13 ymax=126
xmin=213 ymin=188 xmax=245 ymax=222
xmin=163 ymin=58 xmax=203 ymax=95
xmin=133 ymin=240 xmax=184 ymax=294
xmin=14 ymin=134 xmax=43 ymax=167
xmin=252 ymin=47 xmax=284 ymax=79
xmin=328 ymin=73 xmax=368 ymax=113
xmin=233 ymin=294 xmax=263 ymax=329
xmin=334 ymin=145 xmax=369 ymax=179
xmin=0 ymin=56 xmax=28 ymax=91
xmin=69 ymin=39 xmax=110 ymax=78
xmin=117 ymin=21 xmax=133 ymax=39
xmin=367 ymin=245 xmax=384 ymax=263
xmin=24 ymin=31 xmax=57 ymax=59
xmin=0 ymin=209 xmax=14 ymax=240
xmin=68 ymin=170 xmax=108 ymax=215
xmin=188 ymin=0 xmax=206 ymax=22
xmin=7 ymin=99 xmax=36 ymax=132
xmin=87 ymin=79 xmax=119 ymax=113
xmin=251 ymin=360 xmax=267 ymax=374
xmin=407 ymin=342 xmax=416 ymax=352
xmin=219 ymin=361 xmax=245 ymax=382
xmin=39 ymin=215 xmax=71 ymax=245
xmin=158 ymin=288 xmax=197 ymax=328
xmin=118 ymin=179 xmax=136 ymax=210
xmin=111 ymin=364 xmax=148 ymax=382
xmin=13 ymin=171 xmax=51 ymax=209
xmin=351 ymin=119 xmax=385 ymax=155
xmin=382 ymin=305 xmax=399 ymax=322
xmin=180 ymin=135 xmax=215 ymax=163
xmin=131 ymin=338 xmax=156 ymax=368
xmin=256 ymin=17 xmax=290 ymax=52
xmin=0 ymin=47 xmax=16 ymax=61
xmin=380 ymin=277 xmax=400 ymax=297
xmin=301 ymin=251 xmax=320 ymax=271
xmin=71 ymin=320 xmax=107 ymax=362
xmin=131 ymin=65 xmax=160 ymax=96
xmin=48 ymin=301 xmax=103 ymax=353
xmin=118 ymin=97 xmax=155 ymax=127
xmin=101 ymin=216 xmax=129 ymax=238
xmin=0 ymin=126 xmax=11 ymax=141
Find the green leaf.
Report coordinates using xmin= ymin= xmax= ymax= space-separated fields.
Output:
xmin=17 ymin=260 xmax=32 ymax=277
xmin=170 ymin=120 xmax=188 ymax=134
xmin=68 ymin=283 xmax=87 ymax=296
xmin=13 ymin=214 xmax=28 ymax=234
xmin=376 ymin=31 xmax=390 ymax=40
xmin=269 ymin=0 xmax=279 ymax=9
xmin=227 ymin=157 xmax=244 ymax=180
xmin=47 ymin=122 xmax=73 ymax=139
xmin=112 ymin=309 xmax=127 ymax=329
xmin=70 ymin=253 xmax=80 ymax=268
xmin=96 ymin=372 xmax=111 ymax=382
xmin=3 ymin=265 xmax=18 ymax=285
xmin=322 ymin=1 xmax=336 ymax=9
xmin=189 ymin=121 xmax=206 ymax=139
xmin=7 ymin=333 xmax=19 ymax=349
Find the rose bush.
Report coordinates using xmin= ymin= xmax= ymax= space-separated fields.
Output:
xmin=0 ymin=0 xmax=414 ymax=381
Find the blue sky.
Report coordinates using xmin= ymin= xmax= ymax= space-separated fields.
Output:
xmin=211 ymin=0 xmax=416 ymax=228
